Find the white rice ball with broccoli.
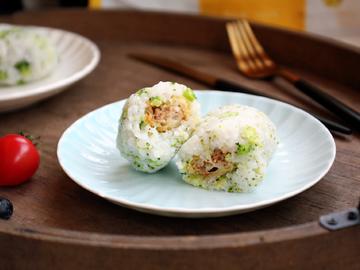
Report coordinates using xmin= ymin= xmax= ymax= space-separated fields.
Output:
xmin=176 ymin=105 xmax=278 ymax=192
xmin=117 ymin=81 xmax=201 ymax=173
xmin=0 ymin=24 xmax=57 ymax=85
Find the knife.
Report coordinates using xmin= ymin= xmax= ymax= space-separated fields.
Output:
xmin=129 ymin=53 xmax=352 ymax=135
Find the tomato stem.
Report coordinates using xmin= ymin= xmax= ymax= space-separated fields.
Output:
xmin=19 ymin=131 xmax=40 ymax=147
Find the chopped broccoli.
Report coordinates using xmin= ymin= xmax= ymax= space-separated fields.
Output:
xmin=14 ymin=60 xmax=31 ymax=76
xmin=227 ymin=183 xmax=241 ymax=193
xmin=149 ymin=96 xmax=163 ymax=107
xmin=242 ymin=126 xmax=260 ymax=144
xmin=214 ymin=175 xmax=227 ymax=189
xmin=136 ymin=88 xmax=148 ymax=96
xmin=183 ymin=88 xmax=196 ymax=102
xmin=236 ymin=126 xmax=262 ymax=156
xmin=139 ymin=119 xmax=147 ymax=130
xmin=0 ymin=70 xmax=8 ymax=81
xmin=236 ymin=142 xmax=254 ymax=155
xmin=120 ymin=108 xmax=128 ymax=120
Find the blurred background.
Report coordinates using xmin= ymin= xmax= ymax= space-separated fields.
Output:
xmin=0 ymin=0 xmax=359 ymax=47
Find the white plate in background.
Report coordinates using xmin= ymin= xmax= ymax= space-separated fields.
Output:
xmin=0 ymin=26 xmax=100 ymax=112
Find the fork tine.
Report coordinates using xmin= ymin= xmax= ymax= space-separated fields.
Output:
xmin=241 ymin=20 xmax=274 ymax=67
xmin=226 ymin=23 xmax=241 ymax=61
xmin=226 ymin=22 xmax=252 ymax=72
xmin=236 ymin=20 xmax=264 ymax=69
xmin=232 ymin=22 xmax=258 ymax=71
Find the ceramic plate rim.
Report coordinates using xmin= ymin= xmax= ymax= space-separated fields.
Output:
xmin=0 ymin=25 xmax=100 ymax=101
xmin=57 ymin=90 xmax=336 ymax=216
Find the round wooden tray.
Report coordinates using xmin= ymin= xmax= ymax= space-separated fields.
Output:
xmin=1 ymin=9 xmax=359 ymax=269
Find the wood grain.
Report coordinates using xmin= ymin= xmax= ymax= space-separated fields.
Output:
xmin=0 ymin=9 xmax=359 ymax=269
xmin=1 ymin=222 xmax=360 ymax=270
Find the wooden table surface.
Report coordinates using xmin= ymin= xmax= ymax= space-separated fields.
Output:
xmin=0 ymin=8 xmax=360 ymax=235
xmin=0 ymin=9 xmax=359 ymax=236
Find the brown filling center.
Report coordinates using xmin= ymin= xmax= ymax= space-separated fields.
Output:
xmin=145 ymin=96 xmax=190 ymax=132
xmin=190 ymin=148 xmax=234 ymax=177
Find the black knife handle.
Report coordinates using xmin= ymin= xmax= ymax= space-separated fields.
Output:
xmin=293 ymin=79 xmax=360 ymax=130
xmin=214 ymin=79 xmax=352 ymax=135
xmin=215 ymin=79 xmax=267 ymax=97
xmin=314 ymin=115 xmax=352 ymax=135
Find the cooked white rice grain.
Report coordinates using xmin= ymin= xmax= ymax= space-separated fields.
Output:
xmin=0 ymin=24 xmax=58 ymax=86
xmin=176 ymin=104 xmax=278 ymax=192
xmin=117 ymin=81 xmax=201 ymax=172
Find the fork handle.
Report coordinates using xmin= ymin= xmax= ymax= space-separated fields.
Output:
xmin=214 ymin=79 xmax=352 ymax=135
xmin=291 ymin=78 xmax=360 ymax=130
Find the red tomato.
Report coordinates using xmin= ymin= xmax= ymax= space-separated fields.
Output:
xmin=0 ymin=134 xmax=40 ymax=186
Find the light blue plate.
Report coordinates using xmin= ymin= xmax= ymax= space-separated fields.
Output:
xmin=57 ymin=91 xmax=336 ymax=217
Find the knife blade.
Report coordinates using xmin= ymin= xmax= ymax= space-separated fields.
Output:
xmin=129 ymin=53 xmax=352 ymax=135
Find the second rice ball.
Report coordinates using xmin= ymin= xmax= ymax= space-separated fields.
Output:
xmin=176 ymin=105 xmax=278 ymax=192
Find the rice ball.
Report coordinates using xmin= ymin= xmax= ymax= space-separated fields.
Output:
xmin=117 ymin=81 xmax=201 ymax=172
xmin=176 ymin=104 xmax=278 ymax=192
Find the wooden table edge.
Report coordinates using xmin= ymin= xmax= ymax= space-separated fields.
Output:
xmin=0 ymin=221 xmax=354 ymax=249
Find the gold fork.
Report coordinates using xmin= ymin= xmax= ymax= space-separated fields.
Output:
xmin=226 ymin=20 xmax=360 ymax=130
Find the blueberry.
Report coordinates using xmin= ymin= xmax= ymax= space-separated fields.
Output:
xmin=0 ymin=197 xmax=13 ymax=220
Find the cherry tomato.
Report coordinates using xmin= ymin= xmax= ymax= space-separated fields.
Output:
xmin=0 ymin=134 xmax=40 ymax=186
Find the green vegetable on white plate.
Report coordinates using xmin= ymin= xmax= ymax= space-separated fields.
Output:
xmin=0 ymin=24 xmax=58 ymax=86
